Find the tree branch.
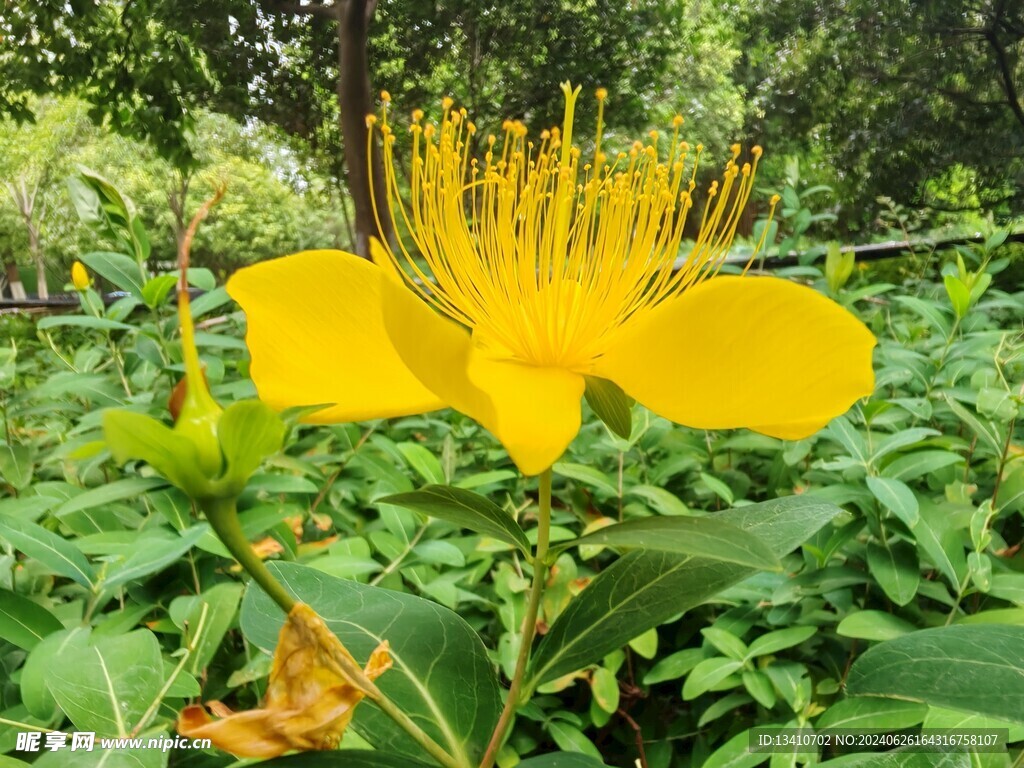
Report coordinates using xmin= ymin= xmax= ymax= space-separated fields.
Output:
xmin=985 ymin=29 xmax=1024 ymax=130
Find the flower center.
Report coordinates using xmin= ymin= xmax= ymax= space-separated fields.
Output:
xmin=370 ymin=84 xmax=777 ymax=370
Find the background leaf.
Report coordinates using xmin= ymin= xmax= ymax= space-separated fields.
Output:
xmin=0 ymin=589 xmax=63 ymax=650
xmin=47 ymin=629 xmax=164 ymax=736
xmin=566 ymin=516 xmax=781 ymax=570
xmin=527 ymin=496 xmax=840 ymax=687
xmin=0 ymin=515 xmax=96 ymax=588
xmin=846 ymin=625 xmax=1024 ymax=723
xmin=381 ymin=485 xmax=529 ymax=554
xmin=240 ymin=562 xmax=502 ymax=765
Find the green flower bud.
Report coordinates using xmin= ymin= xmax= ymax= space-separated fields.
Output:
xmin=104 ymin=286 xmax=284 ymax=503
xmin=174 ymin=287 xmax=224 ymax=477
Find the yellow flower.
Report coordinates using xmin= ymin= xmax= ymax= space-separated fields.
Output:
xmin=177 ymin=603 xmax=391 ymax=758
xmin=71 ymin=261 xmax=90 ymax=291
xmin=227 ymin=83 xmax=875 ymax=475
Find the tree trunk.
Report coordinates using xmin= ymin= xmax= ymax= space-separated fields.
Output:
xmin=7 ymin=178 xmax=47 ymax=299
xmin=30 ymin=225 xmax=47 ymax=300
xmin=336 ymin=0 xmax=392 ymax=258
xmin=168 ymin=170 xmax=192 ymax=258
xmin=4 ymin=261 xmax=26 ymax=300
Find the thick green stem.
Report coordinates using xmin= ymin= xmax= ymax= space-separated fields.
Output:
xmin=201 ymin=498 xmax=296 ymax=614
xmin=480 ymin=469 xmax=553 ymax=768
xmin=202 ymin=498 xmax=462 ymax=768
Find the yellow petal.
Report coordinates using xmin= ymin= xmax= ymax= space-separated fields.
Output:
xmin=467 ymin=350 xmax=586 ymax=475
xmin=380 ymin=278 xmax=585 ymax=475
xmin=226 ymin=250 xmax=444 ymax=422
xmin=594 ymin=276 xmax=875 ymax=437
xmin=177 ymin=603 xmax=391 ymax=758
xmin=178 ymin=705 xmax=293 ymax=758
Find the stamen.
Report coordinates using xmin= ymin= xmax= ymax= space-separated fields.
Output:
xmin=370 ymin=86 xmax=775 ymax=369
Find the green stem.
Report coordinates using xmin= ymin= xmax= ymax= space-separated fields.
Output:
xmin=201 ymin=498 xmax=296 ymax=614
xmin=480 ymin=468 xmax=553 ymax=768
xmin=0 ymin=716 xmax=57 ymax=734
xmin=202 ymin=498 xmax=462 ymax=768
xmin=365 ymin=686 xmax=465 ymax=768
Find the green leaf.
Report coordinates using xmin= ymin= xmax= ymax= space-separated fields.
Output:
xmin=683 ymin=657 xmax=743 ymax=699
xmin=565 ymin=516 xmax=781 ymax=570
xmin=870 ymin=428 xmax=940 ymax=464
xmin=817 ymin=752 xmax=969 ymax=768
xmin=0 ymin=443 xmax=32 ymax=490
xmin=702 ymin=627 xmax=749 ymax=661
xmin=703 ymin=692 xmax=755 ymax=730
xmin=627 ymin=485 xmax=690 ymax=516
xmin=746 ymin=626 xmax=817 ymax=658
xmin=923 ymin=706 xmax=1024 ymax=743
xmin=452 ymin=470 xmax=517 ymax=489
xmin=826 ymin=417 xmax=868 ymax=462
xmin=47 ymin=629 xmax=164 ymax=736
xmin=518 ymin=755 xmax=610 ymax=768
xmin=255 ymin=754 xmax=434 ymax=768
xmin=241 ymin=562 xmax=502 ymax=764
xmin=590 ymin=666 xmax=620 ymax=713
xmin=55 ymin=477 xmax=167 ymax=519
xmin=989 ymin=573 xmax=1024 ymax=605
xmin=816 ymin=697 xmax=926 ymax=730
xmin=102 ymin=410 xmax=208 ymax=497
xmin=0 ymin=514 xmax=96 ymax=588
xmin=912 ymin=502 xmax=966 ymax=588
xmin=700 ymin=729 xmax=768 ymax=768
xmin=837 ymin=610 xmax=916 ymax=641
xmin=141 ymin=274 xmax=178 ymax=308
xmin=699 ymin=472 xmax=735 ymax=505
xmin=0 ymin=589 xmax=63 ymax=649
xmin=79 ymin=251 xmax=145 ymax=298
xmin=169 ymin=582 xmax=243 ymax=674
xmin=866 ymin=476 xmax=919 ymax=527
xmin=846 ymin=625 xmax=1024 ymax=723
xmin=101 ymin=525 xmax=209 ymax=590
xmin=825 ymin=242 xmax=855 ymax=293
xmin=944 ymin=396 xmax=1003 ymax=455
xmin=629 ymin=627 xmax=659 ymax=658
xmin=943 ymin=274 xmax=971 ymax=317
xmin=743 ymin=670 xmax=776 ymax=709
xmin=33 ymin=747 xmax=166 ymax=768
xmin=867 ymin=540 xmax=919 ymax=606
xmin=130 ymin=215 xmax=151 ymax=261
xmin=380 ymin=485 xmax=529 ymax=555
xmin=190 ymin=286 xmax=232 ymax=317
xmin=527 ymin=496 xmax=840 ymax=688
xmin=397 ymin=442 xmax=447 ymax=485
xmin=547 ymin=721 xmax=603 ymax=760
xmin=584 ymin=376 xmax=633 ymax=439
xmin=894 ymin=295 xmax=952 ymax=337
xmin=553 ymin=462 xmax=619 ymax=495
xmin=21 ymin=628 xmax=91 ymax=719
xmin=36 ymin=315 xmax=135 ymax=332
xmin=217 ymin=400 xmax=286 ymax=491
xmin=643 ymin=648 xmax=705 ymax=684
xmin=179 ymin=267 xmax=216 ymax=291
